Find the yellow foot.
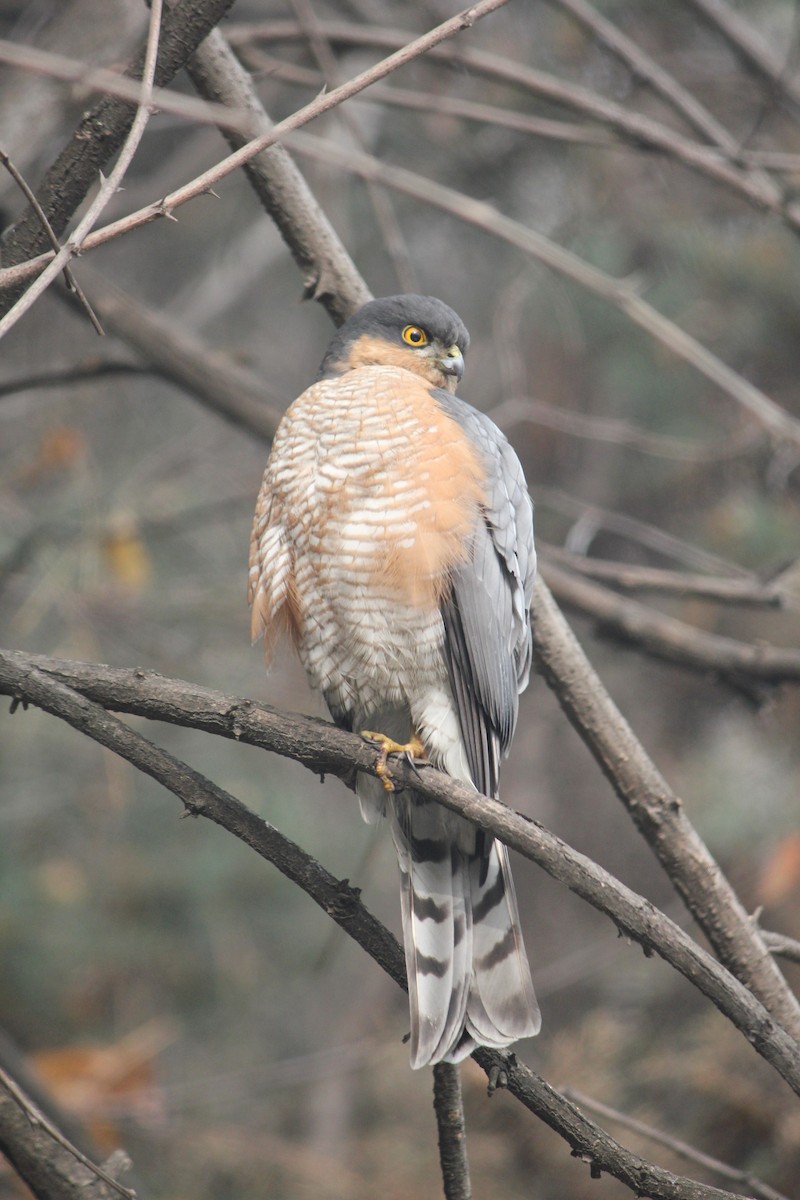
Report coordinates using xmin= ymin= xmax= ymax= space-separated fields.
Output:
xmin=360 ymin=731 xmax=427 ymax=792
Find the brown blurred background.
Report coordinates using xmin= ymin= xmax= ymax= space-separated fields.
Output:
xmin=1 ymin=1 xmax=799 ymax=1195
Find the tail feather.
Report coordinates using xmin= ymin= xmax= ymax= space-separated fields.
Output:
xmin=464 ymin=841 xmax=540 ymax=1047
xmin=391 ymin=799 xmax=472 ymax=1068
xmin=389 ymin=796 xmax=539 ymax=1068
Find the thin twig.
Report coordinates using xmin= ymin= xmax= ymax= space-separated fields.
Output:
xmin=0 ymin=360 xmax=148 ymax=402
xmin=762 ymin=931 xmax=800 ymax=966
xmin=487 ymin=395 xmax=762 ymax=462
xmin=0 ymin=0 xmax=239 ymax=289
xmin=227 ymin=19 xmax=800 ymax=231
xmin=684 ymin=0 xmax=800 ymax=113
xmin=535 ymin=484 xmax=756 ymax=575
xmin=1 ymin=647 xmax=799 ymax=1095
xmin=539 ymin=545 xmax=791 ymax=609
xmin=545 ymin=0 xmax=740 ymax=150
xmin=242 ymin=53 xmax=614 ymax=146
xmin=0 ymin=150 xmax=104 ymax=334
xmin=183 ymin=28 xmax=370 ymax=324
xmin=560 ymin=1087 xmax=791 ymax=1200
xmin=284 ymin=130 xmax=800 ymax=451
xmin=0 ymin=0 xmax=510 ymax=297
xmin=0 ymin=0 xmax=164 ymax=339
xmin=0 ymin=35 xmax=256 ymax=134
xmin=288 ymin=0 xmax=417 ymax=293
xmin=432 ymin=1064 xmax=472 ymax=1200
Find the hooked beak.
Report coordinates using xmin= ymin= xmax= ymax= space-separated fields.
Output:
xmin=438 ymin=343 xmax=464 ymax=382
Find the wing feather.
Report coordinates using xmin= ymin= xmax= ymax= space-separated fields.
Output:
xmin=435 ymin=391 xmax=535 ymax=798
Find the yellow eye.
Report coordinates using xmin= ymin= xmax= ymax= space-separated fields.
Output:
xmin=402 ymin=325 xmax=428 ymax=347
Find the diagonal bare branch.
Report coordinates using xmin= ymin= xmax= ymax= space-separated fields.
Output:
xmin=285 ymin=131 xmax=800 ymax=451
xmin=0 ymin=0 xmax=164 ymax=339
xmin=0 ymin=0 xmax=239 ymax=287
xmin=543 ymin=560 xmax=800 ymax=687
xmin=684 ymin=0 xmax=800 ymax=113
xmin=1 ymin=646 xmax=799 ymax=1094
xmin=531 ymin=577 xmax=800 ymax=1040
xmin=539 ymin=545 xmax=792 ymax=609
xmin=0 ymin=650 xmax=788 ymax=1198
xmin=560 ymin=1087 xmax=791 ymax=1200
xmin=0 ymin=1068 xmax=134 ymax=1200
xmin=183 ymin=27 xmax=370 ymax=324
xmin=0 ymin=150 xmax=103 ymax=334
xmin=545 ymin=0 xmax=741 ymax=149
xmin=0 ymin=1 xmax=509 ymax=298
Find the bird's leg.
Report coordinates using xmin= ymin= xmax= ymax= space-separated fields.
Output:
xmin=360 ymin=731 xmax=427 ymax=792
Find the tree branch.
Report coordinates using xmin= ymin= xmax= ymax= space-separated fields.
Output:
xmin=545 ymin=0 xmax=741 ymax=150
xmin=542 ymin=561 xmax=800 ymax=688
xmin=763 ymin=931 xmax=800 ymax=967
xmin=284 ymin=130 xmax=800 ymax=452
xmin=0 ymin=0 xmax=164 ymax=339
xmin=0 ymin=1069 xmax=134 ymax=1200
xmin=183 ymin=26 xmax=371 ymax=325
xmin=0 ymin=1 xmax=509 ymax=298
xmin=0 ymin=652 xmax=772 ymax=1199
xmin=684 ymin=0 xmax=800 ymax=113
xmin=0 ymin=0 xmax=239 ymax=288
xmin=227 ymin=19 xmax=800 ymax=231
xmin=559 ymin=1087 xmax=791 ymax=1200
xmin=530 ymin=577 xmax=800 ymax=1041
xmin=539 ymin=545 xmax=791 ymax=608
xmin=59 ymin=268 xmax=282 ymax=442
xmin=1 ymin=647 xmax=798 ymax=1097
xmin=432 ymin=1063 xmax=472 ymax=1200
xmin=0 ymin=150 xmax=103 ymax=334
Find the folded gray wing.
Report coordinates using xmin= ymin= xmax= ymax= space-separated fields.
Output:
xmin=435 ymin=392 xmax=536 ymax=800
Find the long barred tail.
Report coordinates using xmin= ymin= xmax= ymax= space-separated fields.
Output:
xmin=389 ymin=795 xmax=540 ymax=1069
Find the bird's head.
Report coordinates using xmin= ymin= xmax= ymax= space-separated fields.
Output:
xmin=319 ymin=294 xmax=469 ymax=394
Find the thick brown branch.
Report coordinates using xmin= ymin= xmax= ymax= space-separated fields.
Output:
xmin=0 ymin=654 xmax=774 ymax=1199
xmin=543 ymin=561 xmax=800 ymax=687
xmin=471 ymin=1049 xmax=751 ymax=1200
xmin=0 ymin=1070 xmax=134 ymax=1200
xmin=0 ymin=662 xmax=762 ymax=1195
xmin=560 ymin=1087 xmax=791 ymax=1200
xmin=530 ymin=578 xmax=800 ymax=1041
xmin=1 ymin=647 xmax=798 ymax=1096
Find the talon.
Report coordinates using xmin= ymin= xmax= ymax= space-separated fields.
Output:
xmin=360 ymin=731 xmax=427 ymax=792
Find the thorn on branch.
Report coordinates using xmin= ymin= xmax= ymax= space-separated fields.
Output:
xmin=486 ymin=1062 xmax=508 ymax=1095
xmin=325 ymin=878 xmax=363 ymax=920
xmin=157 ymin=200 xmax=179 ymax=222
xmin=227 ymin=699 xmax=254 ymax=741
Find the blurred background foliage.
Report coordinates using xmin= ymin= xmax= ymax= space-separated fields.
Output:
xmin=1 ymin=0 xmax=800 ymax=1196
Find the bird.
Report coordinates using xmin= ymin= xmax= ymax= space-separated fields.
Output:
xmin=249 ymin=294 xmax=540 ymax=1068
